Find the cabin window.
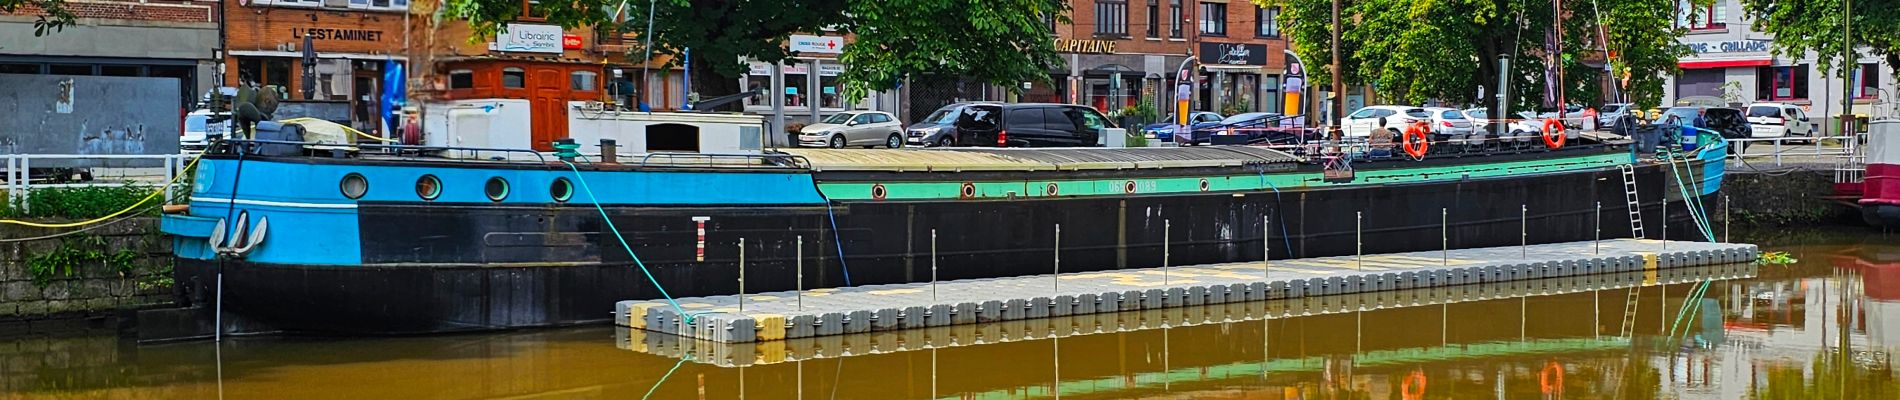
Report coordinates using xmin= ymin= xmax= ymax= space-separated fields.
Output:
xmin=550 ymin=178 xmax=574 ymax=202
xmin=416 ymin=175 xmax=442 ymax=201
xmin=485 ymin=177 xmax=510 ymax=202
xmin=502 ymin=67 xmax=526 ymax=89
xmin=449 ymin=69 xmax=475 ymax=89
xmin=340 ymin=173 xmax=368 ymax=199
xmin=571 ymin=71 xmax=598 ymax=91
xmin=646 ymin=123 xmax=701 ymax=153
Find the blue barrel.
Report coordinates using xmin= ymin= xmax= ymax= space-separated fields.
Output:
xmin=1681 ymin=123 xmax=1698 ymax=151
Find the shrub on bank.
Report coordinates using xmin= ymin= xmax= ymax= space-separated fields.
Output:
xmin=1 ymin=185 xmax=156 ymax=220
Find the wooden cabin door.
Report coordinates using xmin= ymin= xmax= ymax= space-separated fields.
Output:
xmin=529 ymin=68 xmax=568 ymax=151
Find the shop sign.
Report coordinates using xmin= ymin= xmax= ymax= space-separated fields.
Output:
xmin=1054 ymin=38 xmax=1116 ymax=54
xmin=292 ymin=28 xmax=385 ymax=42
xmin=818 ymin=64 xmax=843 ymax=76
xmin=1198 ymin=42 xmax=1268 ymax=66
xmin=492 ymin=24 xmax=563 ymax=53
xmin=790 ymin=35 xmax=845 ymax=54
xmin=562 ymin=34 xmax=584 ymax=49
xmin=1682 ymin=39 xmax=1769 ymax=54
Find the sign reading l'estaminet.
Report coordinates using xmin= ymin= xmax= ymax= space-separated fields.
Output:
xmin=292 ymin=28 xmax=385 ymax=42
xmin=1054 ymin=38 xmax=1116 ymax=54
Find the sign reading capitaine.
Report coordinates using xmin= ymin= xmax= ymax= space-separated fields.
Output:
xmin=1054 ymin=38 xmax=1116 ymax=54
xmin=789 ymin=35 xmax=844 ymax=54
xmin=491 ymin=24 xmax=564 ymax=53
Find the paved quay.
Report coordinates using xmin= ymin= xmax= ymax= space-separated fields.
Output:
xmin=615 ymin=239 xmax=1758 ymax=343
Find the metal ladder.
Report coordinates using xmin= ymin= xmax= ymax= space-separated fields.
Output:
xmin=1620 ymin=164 xmax=1646 ymax=239
xmin=1619 ymin=286 xmax=1641 ymax=337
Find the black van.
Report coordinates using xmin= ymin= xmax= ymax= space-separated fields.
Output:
xmin=954 ymin=103 xmax=1115 ymax=147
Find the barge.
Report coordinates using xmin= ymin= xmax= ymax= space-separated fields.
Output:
xmin=156 ymin=111 xmax=1729 ymax=335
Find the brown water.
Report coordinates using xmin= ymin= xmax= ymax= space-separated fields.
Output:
xmin=2 ymin=228 xmax=1896 ymax=400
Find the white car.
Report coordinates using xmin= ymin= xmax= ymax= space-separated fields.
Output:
xmin=1422 ymin=107 xmax=1476 ymax=141
xmin=798 ymin=111 xmax=906 ymax=148
xmin=181 ymin=109 xmax=229 ymax=152
xmin=1745 ymin=103 xmax=1816 ymax=142
xmin=1340 ymin=106 xmax=1432 ymax=138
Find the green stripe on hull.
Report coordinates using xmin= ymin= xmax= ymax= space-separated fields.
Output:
xmin=820 ymin=153 xmax=1632 ymax=201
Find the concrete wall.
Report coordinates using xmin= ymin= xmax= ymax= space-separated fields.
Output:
xmin=0 ymin=218 xmax=172 ymax=321
xmin=0 ymin=75 xmax=182 ymax=163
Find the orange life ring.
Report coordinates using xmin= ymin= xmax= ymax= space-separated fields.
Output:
xmin=1540 ymin=361 xmax=1564 ymax=394
xmin=1401 ymin=370 xmax=1427 ymax=400
xmin=1541 ymin=119 xmax=1566 ymax=149
xmin=1402 ymin=122 xmax=1431 ymax=158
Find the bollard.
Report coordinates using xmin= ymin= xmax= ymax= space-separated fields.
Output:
xmin=931 ymin=229 xmax=939 ymax=302
xmin=738 ymin=238 xmax=746 ymax=313
xmin=1356 ymin=211 xmax=1363 ymax=270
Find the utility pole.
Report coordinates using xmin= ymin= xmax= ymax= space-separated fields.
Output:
xmin=1330 ymin=0 xmax=1343 ymax=132
xmin=1842 ymin=0 xmax=1855 ymax=137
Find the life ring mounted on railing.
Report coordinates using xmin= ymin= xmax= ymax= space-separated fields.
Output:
xmin=1402 ymin=121 xmax=1431 ymax=159
xmin=1541 ymin=118 xmax=1566 ymax=149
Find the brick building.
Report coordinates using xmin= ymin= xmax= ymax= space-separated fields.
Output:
xmin=221 ymin=0 xmax=411 ymax=131
xmin=1043 ymin=0 xmax=1290 ymax=116
xmin=0 ymin=0 xmax=221 ymax=110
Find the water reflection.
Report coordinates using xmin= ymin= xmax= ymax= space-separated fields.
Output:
xmin=0 ymin=229 xmax=1895 ymax=400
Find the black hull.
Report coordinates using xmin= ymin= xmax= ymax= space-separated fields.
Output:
xmin=173 ymin=163 xmax=1720 ymax=335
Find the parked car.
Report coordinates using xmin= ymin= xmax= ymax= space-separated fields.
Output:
xmin=1178 ymin=112 xmax=1296 ymax=145
xmin=1341 ymin=106 xmax=1432 ymax=138
xmin=1421 ymin=107 xmax=1476 ymax=141
xmin=181 ymin=109 xmax=229 ymax=152
xmin=1144 ymin=112 xmax=1224 ymax=142
xmin=1745 ymin=102 xmax=1816 ymax=143
xmin=907 ymin=103 xmax=990 ymax=147
xmin=1596 ymin=103 xmax=1633 ymax=128
xmin=798 ymin=111 xmax=906 ymax=148
xmin=956 ymin=103 xmax=1115 ymax=147
xmin=1537 ymin=105 xmax=1587 ymax=128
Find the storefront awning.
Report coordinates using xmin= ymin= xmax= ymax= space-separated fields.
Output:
xmin=1679 ymin=59 xmax=1770 ymax=69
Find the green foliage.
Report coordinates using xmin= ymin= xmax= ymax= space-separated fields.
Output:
xmin=1266 ymin=0 xmax=1691 ymax=109
xmin=1125 ymin=130 xmax=1150 ymax=148
xmin=24 ymin=234 xmax=139 ymax=287
xmin=1740 ymin=0 xmax=1900 ymax=78
xmin=0 ymin=0 xmax=75 ymax=36
xmin=1126 ymin=101 xmax=1160 ymax=125
xmin=1 ymin=184 xmax=153 ymax=220
xmin=442 ymin=0 xmax=1068 ymax=103
xmin=1221 ymin=94 xmax=1251 ymax=116
xmin=1756 ymin=251 xmax=1798 ymax=265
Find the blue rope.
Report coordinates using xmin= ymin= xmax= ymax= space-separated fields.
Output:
xmin=561 ymin=161 xmax=692 ymax=322
xmin=1256 ymin=168 xmax=1296 ymax=258
xmin=817 ymin=190 xmax=854 ymax=286
xmin=640 ymin=353 xmax=693 ymax=400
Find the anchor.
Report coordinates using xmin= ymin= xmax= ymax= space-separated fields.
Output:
xmin=207 ymin=210 xmax=269 ymax=258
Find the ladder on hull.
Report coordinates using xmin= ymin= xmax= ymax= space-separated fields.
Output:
xmin=1620 ymin=164 xmax=1646 ymax=239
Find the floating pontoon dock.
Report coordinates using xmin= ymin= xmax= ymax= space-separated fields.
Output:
xmin=615 ymin=239 xmax=1757 ymax=343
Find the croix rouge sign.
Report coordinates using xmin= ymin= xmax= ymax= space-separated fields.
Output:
xmin=292 ymin=27 xmax=386 ymax=42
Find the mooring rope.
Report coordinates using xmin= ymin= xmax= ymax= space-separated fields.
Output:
xmin=561 ymin=160 xmax=693 ymax=322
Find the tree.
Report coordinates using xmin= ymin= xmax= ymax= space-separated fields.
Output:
xmin=1268 ymin=0 xmax=1691 ymax=112
xmin=1740 ymin=0 xmax=1900 ymax=78
xmin=442 ymin=0 xmax=1068 ymax=106
xmin=1 ymin=0 xmax=75 ymax=36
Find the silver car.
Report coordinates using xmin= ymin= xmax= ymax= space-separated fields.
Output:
xmin=798 ymin=111 xmax=906 ymax=148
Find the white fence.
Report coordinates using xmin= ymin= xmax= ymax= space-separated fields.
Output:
xmin=2 ymin=154 xmax=193 ymax=213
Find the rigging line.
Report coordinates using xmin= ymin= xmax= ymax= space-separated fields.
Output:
xmin=561 ymin=160 xmax=693 ymax=322
xmin=640 ymin=353 xmax=693 ymax=400
xmin=1255 ymin=167 xmax=1296 ymax=258
xmin=0 ymin=205 xmax=162 ymax=242
xmin=816 ymin=185 xmax=855 ymax=286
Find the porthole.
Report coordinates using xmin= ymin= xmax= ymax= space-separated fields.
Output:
xmin=551 ymin=178 xmax=574 ymax=202
xmin=340 ymin=173 xmax=368 ymax=199
xmin=415 ymin=174 xmax=442 ymax=201
xmin=484 ymin=177 xmax=510 ymax=202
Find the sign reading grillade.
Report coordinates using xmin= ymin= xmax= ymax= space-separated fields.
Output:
xmin=491 ymin=24 xmax=564 ymax=53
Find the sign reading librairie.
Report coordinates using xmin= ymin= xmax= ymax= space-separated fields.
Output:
xmin=491 ymin=24 xmax=564 ymax=53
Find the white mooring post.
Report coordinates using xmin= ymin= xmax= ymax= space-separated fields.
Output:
xmin=1520 ymin=204 xmax=1528 ymax=258
xmin=1263 ymin=214 xmax=1270 ymax=279
xmin=1356 ymin=211 xmax=1363 ymax=270
xmin=738 ymin=238 xmax=746 ymax=313
xmin=1595 ymin=202 xmax=1602 ymax=255
xmin=796 ymin=235 xmax=804 ymax=311
xmin=931 ymin=229 xmax=939 ymax=302
xmin=1163 ymin=220 xmax=1172 ymax=285
xmin=1440 ymin=208 xmax=1448 ymax=265
xmin=1724 ymin=194 xmax=1732 ymax=242
xmin=1054 ymin=224 xmax=1061 ymax=294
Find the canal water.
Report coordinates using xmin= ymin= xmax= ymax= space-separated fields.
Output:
xmin=1 ymin=227 xmax=1895 ymax=399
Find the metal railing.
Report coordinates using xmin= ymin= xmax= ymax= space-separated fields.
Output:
xmin=2 ymin=153 xmax=193 ymax=213
xmin=637 ymin=153 xmax=811 ymax=169
xmin=1724 ymin=134 xmax=1864 ymax=168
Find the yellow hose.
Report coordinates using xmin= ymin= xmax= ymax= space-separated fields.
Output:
xmin=0 ymin=155 xmax=204 ymax=228
xmin=278 ymin=117 xmax=398 ymax=142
